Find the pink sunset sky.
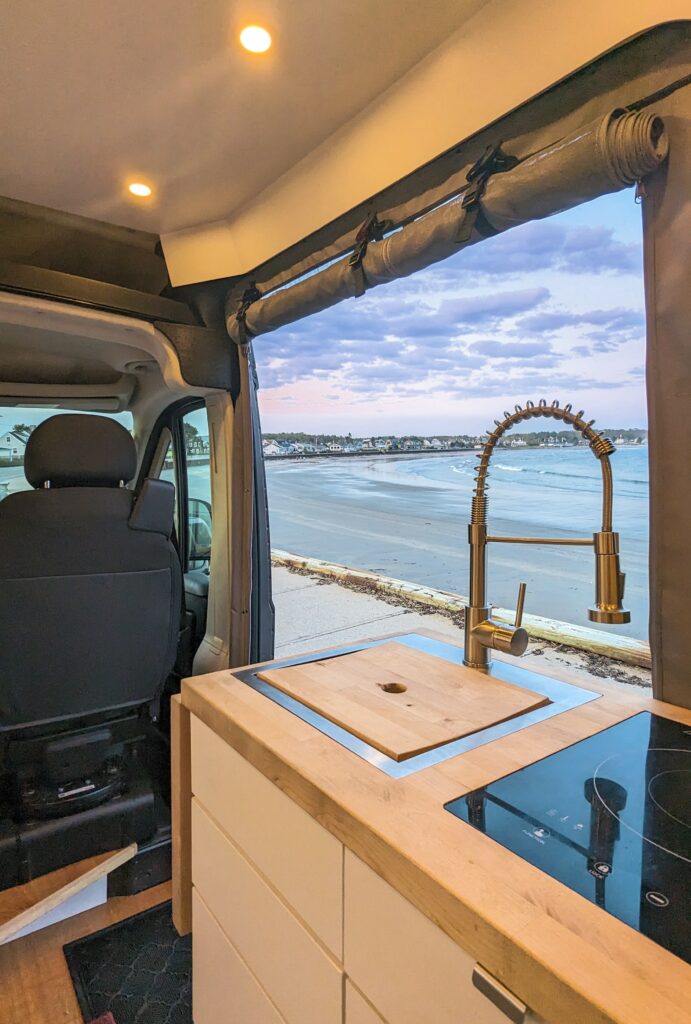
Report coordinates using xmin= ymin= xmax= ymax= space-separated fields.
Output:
xmin=255 ymin=190 xmax=646 ymax=437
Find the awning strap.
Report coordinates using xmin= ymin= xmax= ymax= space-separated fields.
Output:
xmin=348 ymin=213 xmax=391 ymax=296
xmin=456 ymin=142 xmax=519 ymax=243
xmin=224 ymin=108 xmax=668 ymax=345
xmin=234 ymin=283 xmax=262 ymax=344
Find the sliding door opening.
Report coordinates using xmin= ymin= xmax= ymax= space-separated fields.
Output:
xmin=253 ymin=191 xmax=648 ymax=667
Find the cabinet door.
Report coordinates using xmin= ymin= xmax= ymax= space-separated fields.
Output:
xmin=191 ymin=714 xmax=343 ymax=956
xmin=344 ymin=851 xmax=527 ymax=1024
xmin=346 ymin=981 xmax=387 ymax=1024
xmin=192 ymin=799 xmax=343 ymax=1024
xmin=193 ymin=889 xmax=284 ymax=1024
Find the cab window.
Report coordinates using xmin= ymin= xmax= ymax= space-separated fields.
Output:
xmin=0 ymin=407 xmax=133 ymax=502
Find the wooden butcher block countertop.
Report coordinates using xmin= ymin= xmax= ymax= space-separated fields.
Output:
xmin=181 ymin=632 xmax=691 ymax=1024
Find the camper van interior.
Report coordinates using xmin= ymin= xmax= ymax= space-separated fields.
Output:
xmin=0 ymin=4 xmax=689 ymax=1024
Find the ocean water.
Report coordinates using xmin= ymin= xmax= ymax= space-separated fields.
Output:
xmin=265 ymin=447 xmax=649 ymax=640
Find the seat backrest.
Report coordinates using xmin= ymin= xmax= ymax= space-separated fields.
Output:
xmin=0 ymin=414 xmax=181 ymax=732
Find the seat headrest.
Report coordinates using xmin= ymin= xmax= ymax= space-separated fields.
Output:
xmin=24 ymin=414 xmax=137 ymax=489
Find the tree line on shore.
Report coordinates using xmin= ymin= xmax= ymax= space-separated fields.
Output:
xmin=263 ymin=427 xmax=648 ymax=449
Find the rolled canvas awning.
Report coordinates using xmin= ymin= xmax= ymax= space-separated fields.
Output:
xmin=226 ymin=108 xmax=668 ymax=343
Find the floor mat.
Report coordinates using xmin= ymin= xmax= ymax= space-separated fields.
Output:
xmin=64 ymin=901 xmax=191 ymax=1024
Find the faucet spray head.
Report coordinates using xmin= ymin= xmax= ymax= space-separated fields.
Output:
xmin=588 ymin=531 xmax=631 ymax=624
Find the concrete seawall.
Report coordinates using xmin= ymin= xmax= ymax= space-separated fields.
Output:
xmin=271 ymin=548 xmax=651 ymax=670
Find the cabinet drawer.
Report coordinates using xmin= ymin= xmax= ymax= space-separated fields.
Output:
xmin=346 ymin=981 xmax=387 ymax=1024
xmin=193 ymin=888 xmax=284 ymax=1024
xmin=344 ymin=851 xmax=522 ymax=1024
xmin=190 ymin=714 xmax=343 ymax=956
xmin=192 ymin=799 xmax=343 ymax=1024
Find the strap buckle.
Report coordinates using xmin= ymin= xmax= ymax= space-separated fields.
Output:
xmin=348 ymin=213 xmax=391 ymax=295
xmin=457 ymin=142 xmax=518 ymax=241
xmin=234 ymin=283 xmax=262 ymax=343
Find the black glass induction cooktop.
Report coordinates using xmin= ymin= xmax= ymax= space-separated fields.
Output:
xmin=445 ymin=713 xmax=690 ymax=963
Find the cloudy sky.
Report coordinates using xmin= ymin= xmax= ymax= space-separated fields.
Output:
xmin=255 ymin=190 xmax=646 ymax=436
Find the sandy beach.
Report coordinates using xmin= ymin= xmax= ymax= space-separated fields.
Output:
xmin=265 ymin=449 xmax=649 ymax=641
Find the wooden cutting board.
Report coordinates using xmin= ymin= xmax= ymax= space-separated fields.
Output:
xmin=257 ymin=641 xmax=550 ymax=761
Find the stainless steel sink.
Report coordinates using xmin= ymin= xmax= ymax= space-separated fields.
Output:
xmin=234 ymin=633 xmax=600 ymax=779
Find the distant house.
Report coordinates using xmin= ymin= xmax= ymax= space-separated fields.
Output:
xmin=327 ymin=443 xmax=343 ymax=452
xmin=374 ymin=438 xmax=392 ymax=450
xmin=292 ymin=442 xmax=318 ymax=454
xmin=361 ymin=438 xmax=375 ymax=450
xmin=263 ymin=440 xmax=284 ymax=456
xmin=0 ymin=430 xmax=28 ymax=459
xmin=186 ymin=434 xmax=209 ymax=455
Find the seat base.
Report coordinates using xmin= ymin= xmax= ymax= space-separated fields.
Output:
xmin=107 ymin=806 xmax=172 ymax=897
xmin=17 ymin=755 xmax=126 ymax=820
xmin=0 ymin=759 xmax=157 ymax=892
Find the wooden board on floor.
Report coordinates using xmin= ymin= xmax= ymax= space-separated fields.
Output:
xmin=0 ymin=845 xmax=136 ymax=944
xmin=0 ymin=880 xmax=171 ymax=1024
xmin=258 ymin=640 xmax=549 ymax=760
xmin=0 ymin=853 xmax=110 ymax=930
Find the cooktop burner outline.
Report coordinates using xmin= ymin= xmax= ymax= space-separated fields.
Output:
xmin=592 ymin=748 xmax=690 ymax=862
xmin=648 ymin=768 xmax=690 ymax=830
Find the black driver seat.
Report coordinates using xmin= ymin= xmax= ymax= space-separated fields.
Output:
xmin=0 ymin=414 xmax=181 ymax=885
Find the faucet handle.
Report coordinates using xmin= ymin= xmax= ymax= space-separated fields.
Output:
xmin=514 ymin=582 xmax=527 ymax=628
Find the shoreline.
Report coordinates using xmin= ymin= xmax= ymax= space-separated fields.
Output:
xmin=271 ymin=549 xmax=651 ymax=688
xmin=263 ymin=443 xmax=646 ymax=462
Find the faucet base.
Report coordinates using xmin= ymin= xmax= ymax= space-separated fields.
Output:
xmin=462 ymin=657 xmax=492 ymax=672
xmin=463 ymin=604 xmax=493 ymax=672
xmin=588 ymin=607 xmax=631 ymax=624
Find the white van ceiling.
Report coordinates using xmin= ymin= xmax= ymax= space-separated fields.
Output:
xmin=0 ymin=0 xmax=485 ymax=235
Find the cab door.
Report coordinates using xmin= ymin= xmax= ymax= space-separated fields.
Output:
xmin=143 ymin=400 xmax=211 ymax=672
xmin=141 ymin=379 xmax=274 ymax=675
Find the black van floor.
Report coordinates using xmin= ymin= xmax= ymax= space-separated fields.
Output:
xmin=64 ymin=901 xmax=191 ymax=1024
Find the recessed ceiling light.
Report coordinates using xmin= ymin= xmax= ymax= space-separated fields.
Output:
xmin=128 ymin=182 xmax=152 ymax=198
xmin=239 ymin=25 xmax=272 ymax=53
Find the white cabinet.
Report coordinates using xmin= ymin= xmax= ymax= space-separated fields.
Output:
xmin=192 ymin=799 xmax=343 ymax=1024
xmin=193 ymin=888 xmax=284 ymax=1024
xmin=344 ymin=851 xmax=531 ymax=1024
xmin=346 ymin=981 xmax=388 ymax=1024
xmin=190 ymin=714 xmax=343 ymax=956
xmin=188 ymin=714 xmax=541 ymax=1024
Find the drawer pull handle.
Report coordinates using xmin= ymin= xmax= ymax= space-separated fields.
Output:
xmin=472 ymin=965 xmax=527 ymax=1023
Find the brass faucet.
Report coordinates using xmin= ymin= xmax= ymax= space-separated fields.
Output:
xmin=463 ymin=399 xmax=630 ymax=672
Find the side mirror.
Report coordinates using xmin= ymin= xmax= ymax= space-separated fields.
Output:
xmin=188 ymin=497 xmax=212 ymax=562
